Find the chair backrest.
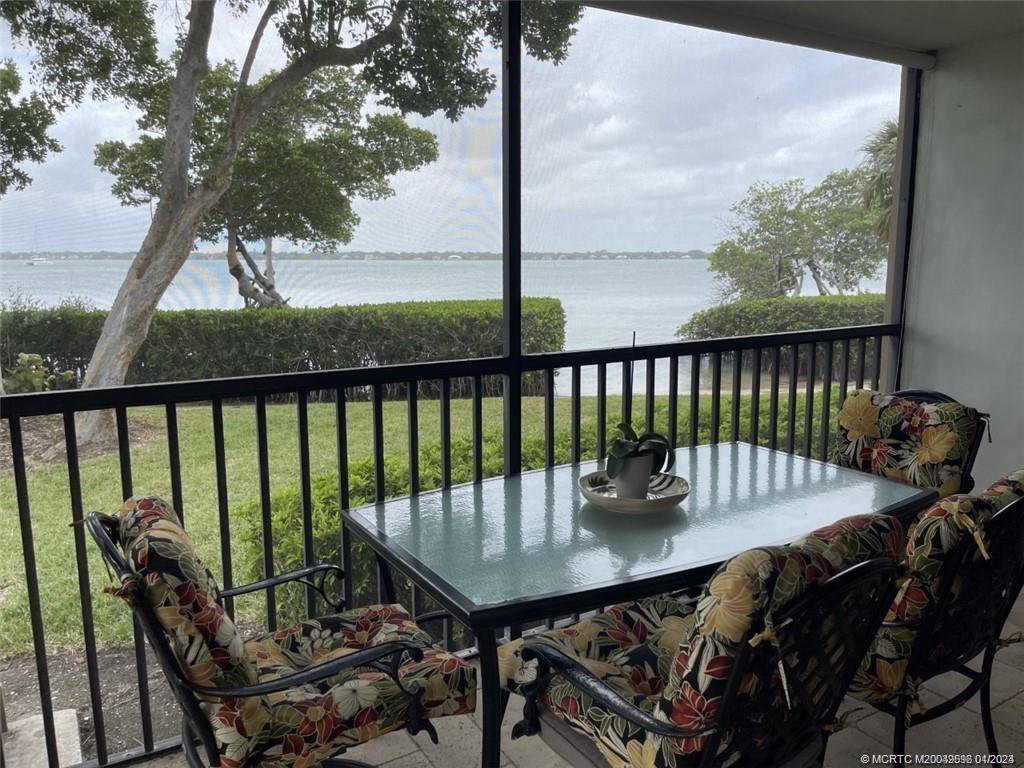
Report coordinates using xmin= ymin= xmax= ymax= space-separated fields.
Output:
xmin=723 ymin=558 xmax=898 ymax=764
xmin=86 ymin=497 xmax=256 ymax=766
xmin=907 ymin=479 xmax=1024 ymax=680
xmin=833 ymin=389 xmax=985 ymax=495
xmin=86 ymin=505 xmax=224 ymax=766
xmin=652 ymin=514 xmax=903 ymax=767
xmin=850 ymin=468 xmax=1024 ymax=703
xmin=101 ymin=496 xmax=255 ymax=690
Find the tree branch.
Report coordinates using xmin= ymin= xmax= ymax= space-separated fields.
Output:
xmin=160 ymin=0 xmax=215 ymax=206
xmin=136 ymin=0 xmax=215 ymax=276
xmin=231 ymin=0 xmax=279 ymax=124
xmin=225 ymin=223 xmax=287 ymax=307
xmin=204 ymin=1 xmax=406 ymax=191
xmin=237 ymin=0 xmax=406 ymax=139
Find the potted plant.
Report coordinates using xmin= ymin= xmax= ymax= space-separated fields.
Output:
xmin=606 ymin=423 xmax=675 ymax=499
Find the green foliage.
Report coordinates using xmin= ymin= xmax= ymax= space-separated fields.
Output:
xmin=235 ymin=386 xmax=832 ymax=627
xmin=0 ymin=0 xmax=161 ymax=187
xmin=0 ymin=61 xmax=61 ymax=194
xmin=3 ymin=0 xmax=580 ymax=196
xmin=341 ymin=1 xmax=583 ymax=121
xmin=0 ymin=0 xmax=161 ymax=108
xmin=860 ymin=117 xmax=899 ymax=240
xmin=95 ymin=66 xmax=439 ymax=250
xmin=2 ymin=352 xmax=74 ymax=393
xmin=677 ymin=293 xmax=885 ymax=340
xmin=0 ymin=298 xmax=565 ymax=391
xmin=710 ymin=170 xmax=886 ymax=301
xmin=677 ymin=293 xmax=885 ymax=380
xmin=606 ymin=422 xmax=674 ymax=479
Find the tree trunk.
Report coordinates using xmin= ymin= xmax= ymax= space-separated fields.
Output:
xmin=77 ymin=189 xmax=226 ymax=444
xmin=263 ymin=236 xmax=274 ymax=282
xmin=73 ymin=0 xmax=404 ymax=448
xmin=225 ymin=224 xmax=288 ymax=307
xmin=807 ymin=260 xmax=832 ymax=296
xmin=74 ymin=0 xmax=217 ymax=446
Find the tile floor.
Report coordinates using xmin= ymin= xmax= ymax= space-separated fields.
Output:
xmin=142 ymin=596 xmax=1024 ymax=767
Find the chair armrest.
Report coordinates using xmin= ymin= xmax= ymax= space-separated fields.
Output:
xmin=221 ymin=564 xmax=345 ymax=611
xmin=189 ymin=640 xmax=425 ymax=698
xmin=881 ymin=618 xmax=922 ymax=629
xmin=411 ymin=609 xmax=452 ymax=625
xmin=520 ymin=643 xmax=714 ymax=740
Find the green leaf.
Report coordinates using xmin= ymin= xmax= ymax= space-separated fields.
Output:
xmin=636 ymin=432 xmax=674 ymax=473
xmin=607 ymin=439 xmax=638 ymax=459
xmin=606 ymin=454 xmax=623 ymax=479
xmin=616 ymin=422 xmax=638 ymax=441
xmin=637 ymin=441 xmax=666 ymax=473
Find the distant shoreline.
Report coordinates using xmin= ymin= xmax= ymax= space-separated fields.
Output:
xmin=0 ymin=249 xmax=709 ymax=262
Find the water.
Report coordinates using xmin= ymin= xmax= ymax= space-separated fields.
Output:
xmin=0 ymin=257 xmax=885 ymax=394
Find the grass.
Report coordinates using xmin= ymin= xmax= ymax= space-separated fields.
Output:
xmin=0 ymin=389 xmax=841 ymax=655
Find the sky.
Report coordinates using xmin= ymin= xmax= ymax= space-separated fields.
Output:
xmin=0 ymin=4 xmax=902 ymax=254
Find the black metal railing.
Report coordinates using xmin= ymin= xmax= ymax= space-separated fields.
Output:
xmin=0 ymin=323 xmax=895 ymax=767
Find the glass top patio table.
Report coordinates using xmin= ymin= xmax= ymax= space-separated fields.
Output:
xmin=342 ymin=442 xmax=935 ymax=628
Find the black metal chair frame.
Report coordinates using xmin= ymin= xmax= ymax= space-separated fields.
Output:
xmin=892 ymin=389 xmax=989 ymax=493
xmin=866 ymin=495 xmax=1024 ymax=754
xmin=512 ymin=558 xmax=900 ymax=768
xmin=85 ymin=513 xmax=440 ymax=768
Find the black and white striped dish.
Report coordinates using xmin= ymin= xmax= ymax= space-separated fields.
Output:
xmin=578 ymin=471 xmax=690 ymax=514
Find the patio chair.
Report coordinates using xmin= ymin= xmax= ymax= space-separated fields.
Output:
xmin=832 ymin=389 xmax=987 ymax=496
xmin=505 ymin=514 xmax=905 ymax=767
xmin=848 ymin=469 xmax=1024 ymax=753
xmin=86 ymin=496 xmax=476 ymax=768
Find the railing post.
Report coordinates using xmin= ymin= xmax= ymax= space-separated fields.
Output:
xmin=502 ymin=0 xmax=523 ymax=476
xmin=889 ymin=66 xmax=923 ymax=389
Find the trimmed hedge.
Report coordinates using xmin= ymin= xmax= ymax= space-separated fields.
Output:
xmin=677 ymin=293 xmax=885 ymax=379
xmin=676 ymin=293 xmax=885 ymax=340
xmin=0 ymin=298 xmax=565 ymax=396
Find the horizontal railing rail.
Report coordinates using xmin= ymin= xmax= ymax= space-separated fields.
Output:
xmin=0 ymin=323 xmax=895 ymax=417
xmin=2 ymin=323 xmax=894 ymax=768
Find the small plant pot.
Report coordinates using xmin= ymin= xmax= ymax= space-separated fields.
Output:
xmin=614 ymin=453 xmax=655 ymax=500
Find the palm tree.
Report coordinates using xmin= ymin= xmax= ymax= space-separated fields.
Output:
xmin=860 ymin=118 xmax=899 ymax=240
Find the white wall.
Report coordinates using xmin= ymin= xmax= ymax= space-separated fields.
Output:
xmin=901 ymin=31 xmax=1024 ymax=487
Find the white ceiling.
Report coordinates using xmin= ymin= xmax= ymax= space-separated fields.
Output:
xmin=587 ymin=1 xmax=1024 ymax=68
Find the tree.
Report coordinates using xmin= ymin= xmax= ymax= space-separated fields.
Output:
xmin=95 ymin=65 xmax=439 ymax=306
xmin=860 ymin=117 xmax=899 ymax=240
xmin=710 ymin=169 xmax=886 ymax=301
xmin=0 ymin=61 xmax=61 ymax=194
xmin=710 ymin=179 xmax=806 ymax=300
xmin=3 ymin=0 xmax=582 ymax=443
xmin=0 ymin=0 xmax=161 ymax=194
xmin=801 ymin=168 xmax=887 ymax=294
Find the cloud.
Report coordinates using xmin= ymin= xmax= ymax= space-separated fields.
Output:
xmin=0 ymin=6 xmax=901 ymax=255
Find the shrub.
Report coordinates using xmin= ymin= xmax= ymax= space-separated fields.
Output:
xmin=0 ymin=298 xmax=565 ymax=396
xmin=2 ymin=352 xmax=75 ymax=393
xmin=677 ymin=293 xmax=885 ymax=339
xmin=677 ymin=293 xmax=885 ymax=380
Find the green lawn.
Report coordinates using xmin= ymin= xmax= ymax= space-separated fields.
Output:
xmin=0 ymin=389 xmax=839 ymax=655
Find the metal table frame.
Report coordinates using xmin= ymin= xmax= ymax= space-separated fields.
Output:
xmin=341 ymin=448 xmax=937 ymax=767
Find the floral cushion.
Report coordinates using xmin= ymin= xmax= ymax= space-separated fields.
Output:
xmin=833 ymin=390 xmax=982 ymax=496
xmin=108 ymin=496 xmax=477 ymax=768
xmin=218 ymin=605 xmax=477 ymax=767
xmin=850 ymin=469 xmax=1024 ymax=705
xmin=114 ymin=496 xmax=255 ymax=691
xmin=499 ymin=592 xmax=701 ymax=699
xmin=512 ymin=514 xmax=903 ymax=767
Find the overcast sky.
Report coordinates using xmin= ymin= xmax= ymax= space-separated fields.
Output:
xmin=0 ymin=4 xmax=901 ymax=254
